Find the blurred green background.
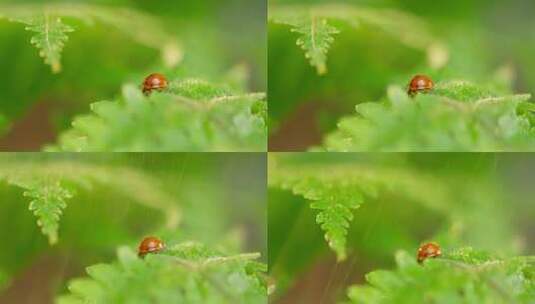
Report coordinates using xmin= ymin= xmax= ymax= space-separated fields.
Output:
xmin=268 ymin=0 xmax=535 ymax=150
xmin=0 ymin=153 xmax=266 ymax=303
xmin=268 ymin=153 xmax=535 ymax=303
xmin=0 ymin=0 xmax=266 ymax=150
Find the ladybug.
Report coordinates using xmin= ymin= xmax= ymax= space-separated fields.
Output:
xmin=407 ymin=75 xmax=434 ymax=96
xmin=417 ymin=242 xmax=441 ymax=263
xmin=142 ymin=73 xmax=168 ymax=95
xmin=138 ymin=236 xmax=166 ymax=258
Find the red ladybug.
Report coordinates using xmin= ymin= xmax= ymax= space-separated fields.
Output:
xmin=138 ymin=236 xmax=166 ymax=258
xmin=417 ymin=242 xmax=441 ymax=263
xmin=408 ymin=75 xmax=434 ymax=96
xmin=142 ymin=73 xmax=168 ymax=95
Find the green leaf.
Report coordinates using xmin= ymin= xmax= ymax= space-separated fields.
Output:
xmin=0 ymin=170 xmax=75 ymax=244
xmin=344 ymin=249 xmax=535 ymax=304
xmin=57 ymin=243 xmax=267 ymax=304
xmin=0 ymin=158 xmax=179 ymax=244
xmin=323 ymin=82 xmax=535 ymax=151
xmin=306 ymin=180 xmax=364 ymax=261
xmin=268 ymin=159 xmax=453 ymax=261
xmin=10 ymin=13 xmax=73 ymax=73
xmin=286 ymin=15 xmax=339 ymax=75
xmin=295 ymin=17 xmax=339 ymax=75
xmin=269 ymin=4 xmax=441 ymax=74
xmin=0 ymin=4 xmax=181 ymax=72
xmin=25 ymin=180 xmax=73 ymax=244
xmin=269 ymin=169 xmax=366 ymax=261
xmin=50 ymin=78 xmax=267 ymax=152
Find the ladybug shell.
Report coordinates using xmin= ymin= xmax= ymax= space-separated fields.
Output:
xmin=417 ymin=242 xmax=441 ymax=263
xmin=142 ymin=73 xmax=168 ymax=95
xmin=138 ymin=236 xmax=165 ymax=258
xmin=408 ymin=75 xmax=434 ymax=96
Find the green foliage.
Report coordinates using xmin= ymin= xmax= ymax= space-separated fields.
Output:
xmin=270 ymin=10 xmax=339 ymax=75
xmin=267 ymin=1 xmax=535 ymax=151
xmin=0 ymin=158 xmax=177 ymax=244
xmin=10 ymin=14 xmax=74 ymax=73
xmin=48 ymin=77 xmax=267 ymax=152
xmin=0 ymin=3 xmax=180 ymax=73
xmin=269 ymin=3 xmax=441 ymax=75
xmin=268 ymin=157 xmax=453 ymax=261
xmin=323 ymin=82 xmax=535 ymax=151
xmin=293 ymin=19 xmax=338 ymax=75
xmin=269 ymin=168 xmax=364 ymax=261
xmin=57 ymin=242 xmax=267 ymax=304
xmin=0 ymin=155 xmax=266 ymax=303
xmin=0 ymin=167 xmax=74 ymax=244
xmin=0 ymin=2 xmax=264 ymax=151
xmin=344 ymin=249 xmax=535 ymax=304
xmin=25 ymin=181 xmax=73 ymax=244
xmin=268 ymin=154 xmax=532 ymax=301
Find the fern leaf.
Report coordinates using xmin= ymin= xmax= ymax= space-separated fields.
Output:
xmin=25 ymin=181 xmax=73 ymax=244
xmin=10 ymin=13 xmax=73 ymax=73
xmin=270 ymin=4 xmax=440 ymax=74
xmin=49 ymin=78 xmax=267 ymax=152
xmin=57 ymin=243 xmax=267 ymax=304
xmin=0 ymin=158 xmax=179 ymax=244
xmin=2 ymin=170 xmax=75 ymax=244
xmin=298 ymin=17 xmax=339 ymax=75
xmin=345 ymin=249 xmax=535 ymax=303
xmin=291 ymin=16 xmax=339 ymax=75
xmin=270 ymin=7 xmax=339 ymax=74
xmin=309 ymin=185 xmax=363 ymax=261
xmin=0 ymin=4 xmax=181 ymax=72
xmin=281 ymin=175 xmax=365 ymax=261
xmin=268 ymin=160 xmax=452 ymax=261
xmin=324 ymin=83 xmax=535 ymax=151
